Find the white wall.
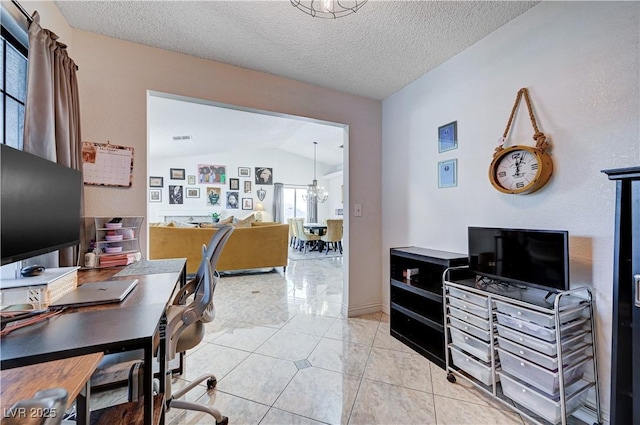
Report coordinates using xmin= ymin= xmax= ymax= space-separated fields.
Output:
xmin=382 ymin=2 xmax=639 ymax=420
xmin=148 ymin=148 xmax=333 ymax=222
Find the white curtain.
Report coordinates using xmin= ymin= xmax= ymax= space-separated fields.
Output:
xmin=23 ymin=11 xmax=82 ymax=267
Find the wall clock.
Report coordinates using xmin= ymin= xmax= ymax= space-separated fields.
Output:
xmin=489 ymin=88 xmax=553 ymax=195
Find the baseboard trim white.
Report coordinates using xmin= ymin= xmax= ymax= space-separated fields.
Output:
xmin=342 ymin=302 xmax=382 ymax=318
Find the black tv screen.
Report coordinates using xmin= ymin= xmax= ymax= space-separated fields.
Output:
xmin=1 ymin=144 xmax=82 ymax=266
xmin=468 ymin=227 xmax=569 ymax=292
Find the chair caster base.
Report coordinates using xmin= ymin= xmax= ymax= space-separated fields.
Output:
xmin=207 ymin=377 xmax=217 ymax=390
xmin=446 ymin=373 xmax=456 ymax=383
xmin=217 ymin=416 xmax=229 ymax=425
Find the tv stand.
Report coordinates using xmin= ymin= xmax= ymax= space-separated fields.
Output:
xmin=389 ymin=247 xmax=471 ymax=368
xmin=443 ymin=271 xmax=601 ymax=425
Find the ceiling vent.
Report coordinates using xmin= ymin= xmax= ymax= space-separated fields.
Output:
xmin=172 ymin=135 xmax=192 ymax=141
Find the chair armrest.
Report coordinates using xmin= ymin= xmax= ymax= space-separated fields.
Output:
xmin=173 ymin=278 xmax=199 ymax=305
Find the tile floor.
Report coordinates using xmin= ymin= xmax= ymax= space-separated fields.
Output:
xmin=92 ymin=254 xmax=529 ymax=425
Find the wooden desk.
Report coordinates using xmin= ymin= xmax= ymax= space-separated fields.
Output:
xmin=0 ymin=352 xmax=103 ymax=424
xmin=0 ymin=259 xmax=186 ymax=425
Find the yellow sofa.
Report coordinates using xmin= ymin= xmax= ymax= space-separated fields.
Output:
xmin=149 ymin=222 xmax=289 ymax=275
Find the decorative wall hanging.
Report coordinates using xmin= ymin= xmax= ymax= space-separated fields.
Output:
xmin=438 ymin=159 xmax=458 ymax=188
xmin=238 ymin=167 xmax=251 ymax=177
xmin=198 ymin=164 xmax=226 ymax=184
xmin=186 ymin=188 xmax=200 ymax=198
xmin=149 ymin=176 xmax=163 ymax=187
xmin=206 ymin=187 xmax=221 ymax=205
xmin=81 ymin=141 xmax=134 ymax=187
xmin=489 ymin=88 xmax=553 ymax=195
xmin=257 ymin=187 xmax=267 ymax=201
xmin=229 ymin=178 xmax=240 ymax=190
xmin=242 ymin=198 xmax=253 ymax=210
xmin=227 ymin=191 xmax=239 ymax=209
xmin=149 ymin=189 xmax=161 ymax=202
xmin=255 ymin=167 xmax=273 ymax=185
xmin=169 ymin=185 xmax=183 ymax=204
xmin=170 ymin=168 xmax=185 ymax=180
xmin=438 ymin=121 xmax=458 ymax=153
xmin=188 ymin=175 xmax=196 ymax=185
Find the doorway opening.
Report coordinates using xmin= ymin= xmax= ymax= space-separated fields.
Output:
xmin=146 ymin=90 xmax=348 ymax=296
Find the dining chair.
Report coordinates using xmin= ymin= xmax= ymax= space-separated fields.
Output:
xmin=294 ymin=218 xmax=319 ymax=253
xmin=320 ymin=219 xmax=343 ymax=254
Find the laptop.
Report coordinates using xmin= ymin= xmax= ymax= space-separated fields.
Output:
xmin=49 ymin=279 xmax=139 ymax=308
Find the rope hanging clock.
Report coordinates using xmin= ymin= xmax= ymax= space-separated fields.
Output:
xmin=489 ymin=88 xmax=553 ymax=195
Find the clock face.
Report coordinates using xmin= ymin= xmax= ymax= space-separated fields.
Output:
xmin=494 ymin=148 xmax=540 ymax=192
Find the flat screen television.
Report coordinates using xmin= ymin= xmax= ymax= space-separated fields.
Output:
xmin=468 ymin=226 xmax=569 ymax=292
xmin=1 ymin=144 xmax=82 ymax=266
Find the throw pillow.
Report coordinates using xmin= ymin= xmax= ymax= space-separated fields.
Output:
xmin=234 ymin=214 xmax=255 ymax=228
xmin=219 ymin=216 xmax=234 ymax=224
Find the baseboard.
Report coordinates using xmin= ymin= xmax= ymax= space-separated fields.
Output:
xmin=341 ymin=302 xmax=382 ymax=318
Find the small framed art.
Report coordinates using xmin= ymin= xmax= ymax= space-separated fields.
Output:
xmin=149 ymin=176 xmax=163 ymax=188
xmin=149 ymin=189 xmax=162 ymax=202
xmin=238 ymin=167 xmax=251 ymax=177
xmin=242 ymin=198 xmax=253 ymax=210
xmin=438 ymin=121 xmax=458 ymax=153
xmin=229 ymin=178 xmax=240 ymax=190
xmin=438 ymin=159 xmax=458 ymax=188
xmin=188 ymin=175 xmax=196 ymax=185
xmin=186 ymin=187 xmax=200 ymax=198
xmin=170 ymin=168 xmax=186 ymax=180
xmin=244 ymin=180 xmax=251 ymax=193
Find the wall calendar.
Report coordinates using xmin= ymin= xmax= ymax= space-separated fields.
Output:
xmin=82 ymin=141 xmax=134 ymax=187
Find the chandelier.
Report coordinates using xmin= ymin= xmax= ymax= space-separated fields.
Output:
xmin=290 ymin=0 xmax=368 ymax=19
xmin=302 ymin=142 xmax=329 ymax=203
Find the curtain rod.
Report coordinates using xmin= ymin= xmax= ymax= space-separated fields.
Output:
xmin=11 ymin=0 xmax=33 ymax=23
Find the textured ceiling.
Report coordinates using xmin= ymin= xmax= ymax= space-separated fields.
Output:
xmin=54 ymin=0 xmax=539 ymax=101
xmin=53 ymin=1 xmax=539 ymax=165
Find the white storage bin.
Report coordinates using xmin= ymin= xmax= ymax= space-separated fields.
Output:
xmin=495 ymin=324 xmax=587 ymax=357
xmin=450 ymin=345 xmax=497 ymax=386
xmin=448 ymin=306 xmax=491 ymax=331
xmin=498 ymin=371 xmax=590 ymax=424
xmin=494 ymin=300 xmax=585 ymax=328
xmin=496 ymin=312 xmax=587 ymax=342
xmin=497 ymin=348 xmax=588 ymax=395
xmin=448 ymin=287 xmax=490 ymax=308
xmin=497 ymin=336 xmax=590 ymax=371
xmin=449 ymin=327 xmax=493 ymax=362
xmin=448 ymin=296 xmax=492 ymax=320
xmin=449 ymin=316 xmax=491 ymax=342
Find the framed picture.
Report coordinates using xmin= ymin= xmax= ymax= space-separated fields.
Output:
xmin=169 ymin=185 xmax=184 ymax=204
xmin=438 ymin=159 xmax=458 ymax=188
xmin=255 ymin=167 xmax=273 ymax=185
xmin=206 ymin=187 xmax=221 ymax=206
xmin=229 ymin=178 xmax=240 ymax=190
xmin=238 ymin=167 xmax=251 ymax=177
xmin=170 ymin=168 xmax=185 ymax=180
xmin=149 ymin=176 xmax=163 ymax=187
xmin=188 ymin=175 xmax=196 ymax=185
xmin=198 ymin=164 xmax=226 ymax=184
xmin=438 ymin=121 xmax=458 ymax=153
xmin=227 ymin=191 xmax=239 ymax=209
xmin=242 ymin=198 xmax=253 ymax=210
xmin=244 ymin=180 xmax=251 ymax=193
xmin=149 ymin=189 xmax=162 ymax=202
xmin=185 ymin=187 xmax=200 ymax=198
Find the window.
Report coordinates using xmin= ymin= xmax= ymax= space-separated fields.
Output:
xmin=1 ymin=25 xmax=28 ymax=149
xmin=283 ymin=186 xmax=307 ymax=221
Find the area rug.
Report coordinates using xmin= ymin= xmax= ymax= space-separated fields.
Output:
xmin=288 ymin=247 xmax=342 ymax=261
